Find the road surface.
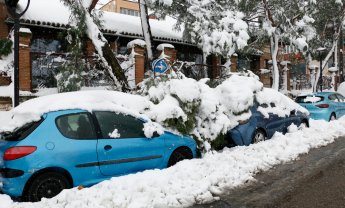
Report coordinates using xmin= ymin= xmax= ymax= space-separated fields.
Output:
xmin=193 ymin=136 xmax=345 ymax=208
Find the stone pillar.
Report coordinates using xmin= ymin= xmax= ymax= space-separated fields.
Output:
xmin=0 ymin=2 xmax=9 ymax=39
xmin=19 ymin=28 xmax=32 ymax=91
xmin=133 ymin=45 xmax=145 ymax=85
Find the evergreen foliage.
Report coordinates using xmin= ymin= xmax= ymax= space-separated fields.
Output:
xmin=55 ymin=1 xmax=87 ymax=93
xmin=0 ymin=39 xmax=13 ymax=58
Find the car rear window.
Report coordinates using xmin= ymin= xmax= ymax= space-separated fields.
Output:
xmin=295 ymin=96 xmax=324 ymax=103
xmin=0 ymin=119 xmax=43 ymax=141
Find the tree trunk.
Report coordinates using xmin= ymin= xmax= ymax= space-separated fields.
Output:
xmin=101 ymin=44 xmax=129 ymax=91
xmin=139 ymin=0 xmax=154 ymax=63
xmin=271 ymin=33 xmax=280 ymax=91
xmin=82 ymin=2 xmax=130 ymax=91
xmin=313 ymin=40 xmax=337 ymax=92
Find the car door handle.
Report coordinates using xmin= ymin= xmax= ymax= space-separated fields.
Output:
xmin=104 ymin=145 xmax=112 ymax=151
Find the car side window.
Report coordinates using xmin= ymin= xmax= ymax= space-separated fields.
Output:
xmin=56 ymin=113 xmax=96 ymax=140
xmin=94 ymin=111 xmax=146 ymax=139
xmin=329 ymin=94 xmax=339 ymax=102
xmin=336 ymin=94 xmax=345 ymax=102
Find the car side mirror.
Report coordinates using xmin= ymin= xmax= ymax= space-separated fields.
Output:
xmin=290 ymin=110 xmax=296 ymax=115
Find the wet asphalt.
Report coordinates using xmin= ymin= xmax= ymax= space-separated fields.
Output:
xmin=192 ymin=136 xmax=345 ymax=208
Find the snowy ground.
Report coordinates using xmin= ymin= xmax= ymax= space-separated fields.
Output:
xmin=1 ymin=109 xmax=345 ymax=208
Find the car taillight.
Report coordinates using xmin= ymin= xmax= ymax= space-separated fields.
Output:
xmin=4 ymin=146 xmax=37 ymax=161
xmin=238 ymin=119 xmax=249 ymax=125
xmin=316 ymin=104 xmax=329 ymax=108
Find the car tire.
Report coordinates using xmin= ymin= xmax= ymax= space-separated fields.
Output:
xmin=25 ymin=172 xmax=71 ymax=202
xmin=168 ymin=147 xmax=193 ymax=167
xmin=329 ymin=113 xmax=336 ymax=121
xmin=252 ymin=129 xmax=266 ymax=144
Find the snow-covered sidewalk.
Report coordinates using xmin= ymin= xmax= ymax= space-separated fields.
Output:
xmin=1 ymin=111 xmax=345 ymax=208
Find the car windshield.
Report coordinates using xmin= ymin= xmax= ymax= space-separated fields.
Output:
xmin=0 ymin=119 xmax=43 ymax=141
xmin=295 ymin=96 xmax=324 ymax=103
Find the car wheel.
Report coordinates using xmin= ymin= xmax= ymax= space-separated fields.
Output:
xmin=329 ymin=113 xmax=336 ymax=121
xmin=168 ymin=147 xmax=193 ymax=167
xmin=252 ymin=129 xmax=266 ymax=144
xmin=26 ymin=172 xmax=71 ymax=202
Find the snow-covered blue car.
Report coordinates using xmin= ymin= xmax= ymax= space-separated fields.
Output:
xmin=296 ymin=92 xmax=345 ymax=121
xmin=0 ymin=109 xmax=198 ymax=202
xmin=227 ymin=104 xmax=309 ymax=146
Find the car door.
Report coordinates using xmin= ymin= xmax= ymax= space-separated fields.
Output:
xmin=285 ymin=109 xmax=302 ymax=128
xmin=335 ymin=93 xmax=345 ymax=118
xmin=263 ymin=103 xmax=288 ymax=137
xmin=94 ymin=111 xmax=165 ymax=176
xmin=54 ymin=111 xmax=100 ymax=185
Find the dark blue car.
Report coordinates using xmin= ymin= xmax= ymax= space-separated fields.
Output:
xmin=227 ymin=103 xmax=309 ymax=146
xmin=0 ymin=109 xmax=198 ymax=202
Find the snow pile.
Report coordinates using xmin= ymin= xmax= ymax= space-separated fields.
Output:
xmin=337 ymin=82 xmax=345 ymax=96
xmin=303 ymin=95 xmax=322 ymax=103
xmin=256 ymin=88 xmax=309 ymax=118
xmin=127 ymin=39 xmax=147 ymax=49
xmin=108 ymin=129 xmax=121 ymax=138
xmin=2 ymin=118 xmax=345 ymax=207
xmin=157 ymin=43 xmax=175 ymax=50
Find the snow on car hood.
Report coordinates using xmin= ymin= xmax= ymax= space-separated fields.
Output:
xmin=256 ymin=88 xmax=309 ymax=118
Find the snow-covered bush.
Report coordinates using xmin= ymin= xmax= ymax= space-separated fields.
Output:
xmin=55 ymin=66 xmax=82 ymax=93
xmin=0 ymin=39 xmax=13 ymax=58
xmin=139 ymin=73 xmax=263 ymax=150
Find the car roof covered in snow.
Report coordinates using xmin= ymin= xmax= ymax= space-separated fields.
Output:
xmin=1 ymin=90 xmax=152 ymax=133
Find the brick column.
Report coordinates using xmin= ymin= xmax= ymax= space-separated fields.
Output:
xmin=85 ymin=39 xmax=95 ymax=63
xmin=157 ymin=44 xmax=176 ymax=64
xmin=211 ymin=54 xmax=220 ymax=79
xmin=131 ymin=45 xmax=145 ymax=85
xmin=230 ymin=55 xmax=238 ymax=72
xmin=0 ymin=2 xmax=9 ymax=39
xmin=163 ymin=47 xmax=177 ymax=63
xmin=19 ymin=28 xmax=32 ymax=91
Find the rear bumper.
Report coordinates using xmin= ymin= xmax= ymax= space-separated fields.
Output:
xmin=0 ymin=168 xmax=24 ymax=178
xmin=308 ymin=110 xmax=331 ymax=121
xmin=0 ymin=171 xmax=31 ymax=197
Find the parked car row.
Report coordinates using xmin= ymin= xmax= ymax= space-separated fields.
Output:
xmin=227 ymin=91 xmax=345 ymax=147
xmin=1 ymin=91 xmax=343 ymax=202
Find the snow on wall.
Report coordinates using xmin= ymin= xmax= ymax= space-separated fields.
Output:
xmin=127 ymin=39 xmax=147 ymax=49
xmin=156 ymin=43 xmax=175 ymax=50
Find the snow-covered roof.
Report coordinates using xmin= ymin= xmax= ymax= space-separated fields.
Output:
xmin=15 ymin=0 xmax=189 ymax=44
